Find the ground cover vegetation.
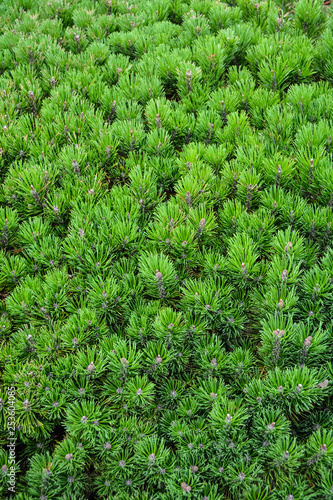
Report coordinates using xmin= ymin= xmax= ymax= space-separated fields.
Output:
xmin=0 ymin=0 xmax=333 ymax=498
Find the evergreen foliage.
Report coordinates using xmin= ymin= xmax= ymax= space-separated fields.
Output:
xmin=0 ymin=0 xmax=332 ymax=498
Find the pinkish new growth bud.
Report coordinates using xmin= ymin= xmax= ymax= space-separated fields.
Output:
xmin=181 ymin=482 xmax=191 ymax=492
xmin=273 ymin=329 xmax=285 ymax=337
xmin=304 ymin=336 xmax=312 ymax=347
xmin=155 ymin=270 xmax=163 ymax=280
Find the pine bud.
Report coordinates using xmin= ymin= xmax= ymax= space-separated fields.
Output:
xmin=87 ymin=361 xmax=95 ymax=372
xmin=149 ymin=453 xmax=156 ymax=461
xmin=304 ymin=336 xmax=312 ymax=347
xmin=23 ymin=399 xmax=30 ymax=409
xmin=119 ymin=460 xmax=126 ymax=467
xmin=73 ymin=159 xmax=80 ymax=175
xmin=65 ymin=453 xmax=73 ymax=461
xmin=121 ymin=357 xmax=129 ymax=365
xmin=190 ymin=465 xmax=198 ymax=472
xmin=185 ymin=70 xmax=192 ymax=93
xmin=277 ymin=299 xmax=284 ymax=309
xmin=284 ymin=241 xmax=292 ymax=253
xmin=238 ymin=472 xmax=245 ymax=481
xmin=155 ymin=354 xmax=163 ymax=364
xmin=181 ymin=482 xmax=191 ymax=492
xmin=136 ymin=388 xmax=143 ymax=395
xmin=185 ymin=191 xmax=192 ymax=207
xmin=267 ymin=422 xmax=276 ymax=431
xmin=284 ymin=450 xmax=289 ymax=458
xmin=225 ymin=413 xmax=232 ymax=423
xmin=155 ymin=270 xmax=163 ymax=280
xmin=155 ymin=270 xmax=166 ymax=299
xmin=317 ymin=379 xmax=328 ymax=388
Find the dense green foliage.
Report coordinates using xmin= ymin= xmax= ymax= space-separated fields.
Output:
xmin=0 ymin=0 xmax=333 ymax=498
